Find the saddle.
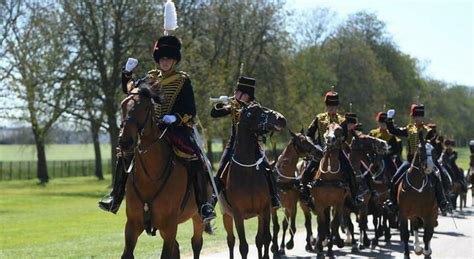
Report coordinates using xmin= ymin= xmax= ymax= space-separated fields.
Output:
xmin=165 ymin=129 xmax=199 ymax=161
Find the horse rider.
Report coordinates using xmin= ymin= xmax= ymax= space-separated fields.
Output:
xmin=299 ymin=88 xmax=365 ymax=209
xmin=383 ymin=104 xmax=451 ymax=214
xmin=210 ymin=77 xmax=281 ymax=208
xmin=99 ymin=35 xmax=217 ymax=223
xmin=426 ymin=124 xmax=454 ymax=194
xmin=441 ymin=139 xmax=468 ymax=193
xmin=369 ymin=112 xmax=401 ymax=178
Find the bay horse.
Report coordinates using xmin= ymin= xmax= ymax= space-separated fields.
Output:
xmin=220 ymin=102 xmax=286 ymax=259
xmin=397 ymin=134 xmax=437 ymax=259
xmin=309 ymin=122 xmax=348 ymax=257
xmin=270 ymin=130 xmax=323 ymax=255
xmin=119 ymin=85 xmax=208 ymax=259
xmin=347 ymin=134 xmax=390 ymax=251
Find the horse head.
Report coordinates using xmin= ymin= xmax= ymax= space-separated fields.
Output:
xmin=414 ymin=132 xmax=435 ymax=174
xmin=119 ymin=84 xmax=157 ymax=152
xmin=289 ymin=130 xmax=323 ymax=160
xmin=324 ymin=122 xmax=344 ymax=150
xmin=238 ymin=102 xmax=286 ymax=134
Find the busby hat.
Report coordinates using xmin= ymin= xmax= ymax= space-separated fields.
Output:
xmin=469 ymin=140 xmax=474 ymax=154
xmin=410 ymin=104 xmax=424 ymax=117
xmin=236 ymin=76 xmax=256 ymax=100
xmin=345 ymin=112 xmax=357 ymax=124
xmin=444 ymin=139 xmax=455 ymax=147
xmin=325 ymin=87 xmax=339 ymax=106
xmin=153 ymin=36 xmax=182 ymax=64
xmin=376 ymin=112 xmax=387 ymax=123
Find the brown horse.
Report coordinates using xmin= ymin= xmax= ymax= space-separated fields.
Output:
xmin=347 ymin=134 xmax=390 ymax=251
xmin=220 ymin=102 xmax=286 ymax=259
xmin=119 ymin=86 xmax=207 ymax=259
xmin=270 ymin=130 xmax=323 ymax=255
xmin=398 ymin=135 xmax=437 ymax=259
xmin=309 ymin=122 xmax=348 ymax=257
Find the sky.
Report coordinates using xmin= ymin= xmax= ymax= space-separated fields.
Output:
xmin=285 ymin=0 xmax=474 ymax=87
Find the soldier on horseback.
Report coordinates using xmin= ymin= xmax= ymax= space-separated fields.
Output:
xmin=98 ymin=34 xmax=216 ymax=223
xmin=211 ymin=77 xmax=281 ymax=208
xmin=369 ymin=112 xmax=401 ymax=177
xmin=441 ymin=139 xmax=468 ymax=193
xmin=383 ymin=104 xmax=451 ymax=214
xmin=299 ymin=88 xmax=365 ymax=209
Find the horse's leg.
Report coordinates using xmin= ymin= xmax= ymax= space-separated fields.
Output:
xmin=423 ymin=224 xmax=434 ymax=258
xmin=331 ymin=207 xmax=344 ymax=249
xmin=358 ymin=206 xmax=370 ymax=249
xmin=371 ymin=214 xmax=379 ymax=248
xmin=256 ymin=213 xmax=264 ymax=259
xmin=234 ymin=213 xmax=249 ymax=259
xmin=159 ymin=223 xmax=179 ymax=259
xmin=223 ymin=213 xmax=235 ymax=259
xmin=286 ymin=202 xmax=297 ymax=250
xmin=191 ymin=214 xmax=204 ymax=259
xmin=122 ymin=219 xmax=144 ymax=259
xmin=278 ymin=209 xmax=288 ymax=254
xmin=302 ymin=205 xmax=314 ymax=252
xmin=270 ymin=209 xmax=280 ymax=254
xmin=262 ymin=207 xmax=272 ymax=259
xmin=315 ymin=207 xmax=326 ymax=255
xmin=383 ymin=211 xmax=392 ymax=242
xmin=412 ymin=219 xmax=423 ymax=255
xmin=400 ymin=217 xmax=410 ymax=259
xmin=326 ymin=207 xmax=337 ymax=257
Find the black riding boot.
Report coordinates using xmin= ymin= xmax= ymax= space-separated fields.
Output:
xmin=264 ymin=167 xmax=281 ymax=209
xmin=299 ymin=160 xmax=318 ymax=209
xmin=431 ymin=173 xmax=452 ymax=214
xmin=98 ymin=156 xmax=130 ymax=214
xmin=192 ymin=161 xmax=217 ymax=223
xmin=383 ymin=182 xmax=399 ymax=214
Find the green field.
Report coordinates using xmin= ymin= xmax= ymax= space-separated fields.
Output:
xmin=0 ymin=176 xmax=308 ymax=258
xmin=0 ymin=144 xmax=113 ymax=161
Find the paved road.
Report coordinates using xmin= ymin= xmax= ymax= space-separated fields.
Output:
xmin=202 ymin=192 xmax=474 ymax=258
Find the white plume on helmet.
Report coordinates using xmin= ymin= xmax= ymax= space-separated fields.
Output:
xmin=164 ymin=0 xmax=178 ymax=35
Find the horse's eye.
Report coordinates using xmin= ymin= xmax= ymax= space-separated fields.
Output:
xmin=246 ymin=112 xmax=252 ymax=117
xmin=261 ymin=114 xmax=266 ymax=117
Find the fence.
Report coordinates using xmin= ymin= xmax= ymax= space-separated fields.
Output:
xmin=0 ymin=160 xmax=112 ymax=181
xmin=0 ymin=147 xmax=283 ymax=181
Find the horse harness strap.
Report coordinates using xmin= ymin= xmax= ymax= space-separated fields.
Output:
xmin=130 ymin=149 xmax=175 ymax=236
xmin=231 ymin=150 xmax=266 ymax=170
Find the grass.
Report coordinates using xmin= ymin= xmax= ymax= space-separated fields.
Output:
xmin=0 ymin=144 xmax=113 ymax=161
xmin=0 ymin=175 xmax=308 ymax=258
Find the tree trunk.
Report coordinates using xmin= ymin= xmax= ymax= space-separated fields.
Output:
xmin=34 ymin=133 xmax=49 ymax=183
xmin=91 ymin=121 xmax=104 ymax=180
xmin=106 ymin=106 xmax=119 ymax=185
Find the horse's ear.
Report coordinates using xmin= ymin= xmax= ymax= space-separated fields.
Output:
xmin=288 ymin=129 xmax=297 ymax=138
xmin=300 ymin=128 xmax=305 ymax=135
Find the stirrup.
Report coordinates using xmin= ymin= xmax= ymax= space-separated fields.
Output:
xmin=200 ymin=203 xmax=217 ymax=223
xmin=98 ymin=197 xmax=119 ymax=214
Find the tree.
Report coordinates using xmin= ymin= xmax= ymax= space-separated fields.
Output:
xmin=1 ymin=2 xmax=78 ymax=183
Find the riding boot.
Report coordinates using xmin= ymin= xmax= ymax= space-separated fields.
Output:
xmin=192 ymin=161 xmax=217 ymax=223
xmin=299 ymin=160 xmax=318 ymax=209
xmin=264 ymin=167 xmax=281 ymax=209
xmin=431 ymin=173 xmax=452 ymax=214
xmin=98 ymin=155 xmax=130 ymax=214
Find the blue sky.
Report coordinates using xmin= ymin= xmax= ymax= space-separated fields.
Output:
xmin=286 ymin=0 xmax=474 ymax=87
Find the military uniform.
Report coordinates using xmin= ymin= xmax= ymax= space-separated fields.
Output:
xmin=369 ymin=112 xmax=400 ymax=177
xmin=384 ymin=104 xmax=450 ymax=213
xmin=210 ymin=77 xmax=281 ymax=208
xmin=99 ymin=35 xmax=216 ymax=222
xmin=441 ymin=140 xmax=467 ymax=192
xmin=299 ymin=90 xmax=363 ymax=208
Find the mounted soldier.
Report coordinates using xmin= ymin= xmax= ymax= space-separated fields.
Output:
xmin=210 ymin=76 xmax=281 ymax=208
xmin=369 ymin=112 xmax=401 ymax=177
xmin=383 ymin=104 xmax=451 ymax=214
xmin=299 ymin=88 xmax=365 ymax=209
xmin=98 ymin=28 xmax=216 ymax=223
xmin=441 ymin=139 xmax=468 ymax=193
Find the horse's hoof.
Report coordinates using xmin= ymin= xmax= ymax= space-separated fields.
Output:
xmin=351 ymin=244 xmax=359 ymax=253
xmin=286 ymin=240 xmax=294 ymax=250
xmin=322 ymin=238 xmax=329 ymax=247
xmin=423 ymin=248 xmax=432 ymax=257
xmin=278 ymin=248 xmax=286 ymax=255
xmin=358 ymin=243 xmax=366 ymax=250
xmin=305 ymin=244 xmax=315 ymax=253
xmin=335 ymin=238 xmax=344 ymax=248
xmin=404 ymin=254 xmax=410 ymax=259
xmin=363 ymin=238 xmax=371 ymax=247
xmin=271 ymin=245 xmax=277 ymax=253
xmin=414 ymin=246 xmax=423 ymax=255
xmin=371 ymin=239 xmax=378 ymax=249
xmin=385 ymin=234 xmax=392 ymax=242
xmin=310 ymin=236 xmax=317 ymax=246
xmin=326 ymin=250 xmax=334 ymax=258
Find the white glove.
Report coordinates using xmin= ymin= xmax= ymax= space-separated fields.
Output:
xmin=124 ymin=58 xmax=138 ymax=72
xmin=162 ymin=115 xmax=177 ymax=124
xmin=387 ymin=109 xmax=395 ymax=119
xmin=209 ymin=95 xmax=230 ymax=103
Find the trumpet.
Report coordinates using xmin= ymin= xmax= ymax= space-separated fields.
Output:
xmin=209 ymin=95 xmax=234 ymax=104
